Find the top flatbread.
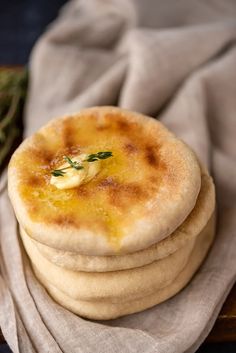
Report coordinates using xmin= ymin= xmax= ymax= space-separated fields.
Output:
xmin=8 ymin=106 xmax=201 ymax=255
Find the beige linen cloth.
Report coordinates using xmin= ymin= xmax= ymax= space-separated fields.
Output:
xmin=1 ymin=0 xmax=236 ymax=352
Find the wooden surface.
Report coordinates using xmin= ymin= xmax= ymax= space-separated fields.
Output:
xmin=207 ymin=284 xmax=236 ymax=342
xmin=0 ymin=66 xmax=235 ymax=344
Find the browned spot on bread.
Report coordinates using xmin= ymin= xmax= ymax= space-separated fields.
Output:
xmin=30 ymin=204 xmax=38 ymax=214
xmin=110 ymin=183 xmax=147 ymax=209
xmin=51 ymin=215 xmax=78 ymax=227
xmin=64 ymin=145 xmax=82 ymax=157
xmin=23 ymin=201 xmax=39 ymax=217
xmin=27 ymin=147 xmax=53 ymax=164
xmin=77 ymin=185 xmax=90 ymax=198
xmin=62 ymin=117 xmax=76 ymax=148
xmin=145 ymin=145 xmax=160 ymax=168
xmin=98 ymin=177 xmax=148 ymax=208
xmin=27 ymin=175 xmax=43 ymax=187
xmin=98 ymin=177 xmax=117 ymax=188
xmin=149 ymin=175 xmax=157 ymax=184
xmin=123 ymin=143 xmax=138 ymax=154
xmin=116 ymin=118 xmax=131 ymax=132
xmin=96 ymin=123 xmax=110 ymax=131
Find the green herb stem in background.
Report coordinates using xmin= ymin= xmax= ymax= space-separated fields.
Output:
xmin=0 ymin=68 xmax=28 ymax=168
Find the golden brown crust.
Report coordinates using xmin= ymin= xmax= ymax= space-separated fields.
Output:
xmin=8 ymin=106 xmax=201 ymax=255
xmin=22 ymin=165 xmax=215 ymax=272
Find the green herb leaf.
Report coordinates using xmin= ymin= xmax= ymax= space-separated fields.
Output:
xmin=51 ymin=169 xmax=66 ymax=177
xmin=64 ymin=156 xmax=84 ymax=170
xmin=86 ymin=151 xmax=113 ymax=162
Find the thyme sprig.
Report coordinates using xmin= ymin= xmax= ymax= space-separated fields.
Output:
xmin=0 ymin=68 xmax=28 ymax=168
xmin=85 ymin=151 xmax=112 ymax=162
xmin=64 ymin=156 xmax=84 ymax=170
xmin=51 ymin=169 xmax=66 ymax=177
xmin=51 ymin=151 xmax=113 ymax=177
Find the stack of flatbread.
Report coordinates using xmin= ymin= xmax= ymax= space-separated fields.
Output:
xmin=8 ymin=106 xmax=215 ymax=320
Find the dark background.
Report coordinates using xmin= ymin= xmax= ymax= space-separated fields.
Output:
xmin=0 ymin=0 xmax=66 ymax=65
xmin=0 ymin=0 xmax=235 ymax=352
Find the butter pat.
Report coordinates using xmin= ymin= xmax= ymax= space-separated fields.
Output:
xmin=50 ymin=154 xmax=101 ymax=190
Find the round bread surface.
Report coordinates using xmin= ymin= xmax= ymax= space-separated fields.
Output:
xmin=31 ymin=213 xmax=215 ymax=320
xmin=9 ymin=106 xmax=201 ymax=255
xmin=23 ymin=166 xmax=215 ymax=271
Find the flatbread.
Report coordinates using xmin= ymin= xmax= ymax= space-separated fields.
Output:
xmin=33 ymin=214 xmax=215 ymax=320
xmin=9 ymin=106 xmax=201 ymax=255
xmin=22 ymin=166 xmax=215 ymax=271
xmin=21 ymin=226 xmax=197 ymax=303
